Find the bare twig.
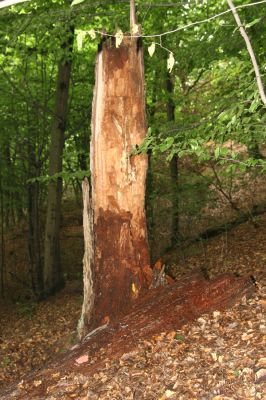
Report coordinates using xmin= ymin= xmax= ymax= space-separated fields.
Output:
xmin=82 ymin=323 xmax=108 ymax=343
xmin=227 ymin=0 xmax=266 ymax=106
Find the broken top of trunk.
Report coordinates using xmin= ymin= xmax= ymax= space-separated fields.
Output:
xmin=82 ymin=35 xmax=150 ymax=331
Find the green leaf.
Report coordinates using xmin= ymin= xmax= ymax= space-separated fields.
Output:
xmin=245 ymin=18 xmax=261 ymax=29
xmin=226 ymin=164 xmax=237 ymax=174
xmin=159 ymin=137 xmax=174 ymax=152
xmin=214 ymin=147 xmax=220 ymax=160
xmin=88 ymin=29 xmax=96 ymax=40
xmin=71 ymin=0 xmax=85 ymax=6
xmin=239 ymin=163 xmax=247 ymax=173
xmin=174 ymin=333 xmax=185 ymax=341
xmin=76 ymin=30 xmax=86 ymax=51
xmin=249 ymin=99 xmax=259 ymax=113
xmin=190 ymin=139 xmax=199 ymax=151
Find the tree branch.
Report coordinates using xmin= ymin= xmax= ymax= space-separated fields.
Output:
xmin=227 ymin=0 xmax=266 ymax=106
xmin=130 ymin=0 xmax=137 ymax=32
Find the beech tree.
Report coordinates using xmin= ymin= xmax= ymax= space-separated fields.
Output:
xmin=44 ymin=23 xmax=74 ymax=298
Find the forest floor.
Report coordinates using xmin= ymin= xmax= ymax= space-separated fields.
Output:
xmin=0 ymin=213 xmax=266 ymax=399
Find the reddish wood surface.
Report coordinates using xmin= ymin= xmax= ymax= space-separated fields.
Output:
xmin=0 ymin=272 xmax=255 ymax=399
xmin=90 ymin=37 xmax=150 ymax=329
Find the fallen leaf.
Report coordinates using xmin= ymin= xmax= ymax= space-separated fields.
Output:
xmin=75 ymin=355 xmax=89 ymax=365
xmin=256 ymin=357 xmax=266 ymax=368
xmin=33 ymin=380 xmax=42 ymax=387
xmin=101 ymin=315 xmax=110 ymax=325
xmin=165 ymin=389 xmax=175 ymax=398
xmin=255 ymin=368 xmax=266 ymax=384
xmin=213 ymin=311 xmax=221 ymax=318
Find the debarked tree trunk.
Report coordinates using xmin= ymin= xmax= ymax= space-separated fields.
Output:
xmin=81 ymin=37 xmax=151 ymax=333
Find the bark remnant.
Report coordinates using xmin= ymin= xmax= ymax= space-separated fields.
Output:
xmin=77 ymin=178 xmax=95 ymax=339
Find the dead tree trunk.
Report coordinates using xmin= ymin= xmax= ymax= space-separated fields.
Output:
xmin=85 ymin=36 xmax=150 ymax=330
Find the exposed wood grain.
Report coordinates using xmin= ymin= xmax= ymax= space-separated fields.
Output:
xmin=89 ymin=37 xmax=150 ymax=329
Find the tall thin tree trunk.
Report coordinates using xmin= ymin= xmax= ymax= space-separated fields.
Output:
xmin=145 ymin=149 xmax=155 ymax=258
xmin=0 ymin=174 xmax=5 ymax=298
xmin=27 ymin=143 xmax=43 ymax=297
xmin=4 ymin=145 xmax=12 ymax=228
xmin=43 ymin=26 xmax=73 ymax=297
xmin=166 ymin=74 xmax=179 ymax=247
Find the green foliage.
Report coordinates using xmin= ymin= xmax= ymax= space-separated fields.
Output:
xmin=0 ymin=0 xmax=265 ymax=232
xmin=16 ymin=301 xmax=37 ymax=320
xmin=27 ymin=169 xmax=90 ymax=184
xmin=174 ymin=333 xmax=185 ymax=342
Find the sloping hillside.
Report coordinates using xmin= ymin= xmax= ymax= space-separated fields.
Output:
xmin=0 ymin=213 xmax=265 ymax=399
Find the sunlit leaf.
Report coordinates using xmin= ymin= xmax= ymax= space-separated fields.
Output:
xmin=159 ymin=137 xmax=174 ymax=152
xmin=71 ymin=0 xmax=85 ymax=6
xmin=167 ymin=52 xmax=175 ymax=73
xmin=76 ymin=30 xmax=86 ymax=51
xmin=131 ymin=23 xmax=139 ymax=35
xmin=214 ymin=147 xmax=220 ymax=160
xmin=88 ymin=29 xmax=96 ymax=40
xmin=115 ymin=29 xmax=123 ymax=48
xmin=148 ymin=42 xmax=156 ymax=57
xmin=245 ymin=18 xmax=261 ymax=29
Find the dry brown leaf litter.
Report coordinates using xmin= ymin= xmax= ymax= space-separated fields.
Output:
xmin=0 ymin=282 xmax=82 ymax=389
xmin=0 ymin=214 xmax=266 ymax=399
xmin=31 ymin=292 xmax=264 ymax=400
